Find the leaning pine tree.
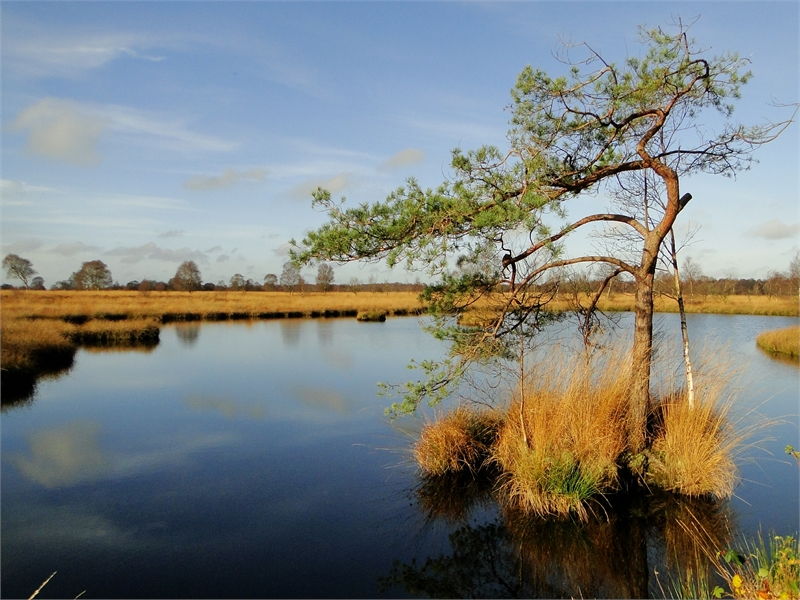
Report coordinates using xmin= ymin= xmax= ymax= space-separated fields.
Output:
xmin=292 ymin=21 xmax=794 ymax=453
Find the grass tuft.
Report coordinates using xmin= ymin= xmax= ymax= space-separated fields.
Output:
xmin=414 ymin=407 xmax=503 ymax=476
xmin=491 ymin=346 xmax=630 ymax=519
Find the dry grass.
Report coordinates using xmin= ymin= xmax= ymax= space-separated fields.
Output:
xmin=0 ymin=289 xmax=425 ymax=322
xmin=414 ymin=407 xmax=503 ymax=476
xmin=1 ymin=317 xmax=76 ymax=371
xmin=464 ymin=292 xmax=799 ymax=318
xmin=490 ymin=347 xmax=630 ymax=520
xmin=756 ymin=325 xmax=800 ymax=358
xmin=647 ymin=395 xmax=739 ymax=500
xmin=646 ymin=353 xmax=749 ymax=501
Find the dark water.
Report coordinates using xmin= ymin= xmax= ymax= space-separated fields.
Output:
xmin=1 ymin=314 xmax=797 ymax=599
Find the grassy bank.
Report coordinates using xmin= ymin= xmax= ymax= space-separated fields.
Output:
xmin=756 ymin=325 xmax=800 ymax=358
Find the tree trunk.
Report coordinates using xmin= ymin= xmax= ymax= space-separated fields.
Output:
xmin=629 ymin=270 xmax=655 ymax=454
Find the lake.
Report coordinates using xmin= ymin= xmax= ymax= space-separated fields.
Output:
xmin=1 ymin=313 xmax=797 ymax=598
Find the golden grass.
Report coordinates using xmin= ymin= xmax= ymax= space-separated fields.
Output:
xmin=490 ymin=346 xmax=630 ymax=520
xmin=756 ymin=325 xmax=800 ymax=358
xmin=463 ymin=292 xmax=799 ymax=318
xmin=646 ymin=355 xmax=747 ymax=500
xmin=648 ymin=396 xmax=738 ymax=500
xmin=0 ymin=289 xmax=425 ymax=322
xmin=414 ymin=407 xmax=503 ymax=476
xmin=1 ymin=317 xmax=76 ymax=372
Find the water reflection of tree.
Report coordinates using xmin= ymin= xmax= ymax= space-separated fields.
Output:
xmin=175 ymin=322 xmax=201 ymax=346
xmin=383 ymin=473 xmax=734 ymax=599
xmin=279 ymin=321 xmax=302 ymax=348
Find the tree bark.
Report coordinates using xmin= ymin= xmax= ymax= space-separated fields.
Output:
xmin=629 ymin=268 xmax=655 ymax=454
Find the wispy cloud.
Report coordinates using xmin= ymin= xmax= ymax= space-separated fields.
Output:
xmin=100 ymin=103 xmax=236 ymax=153
xmin=105 ymin=242 xmax=208 ymax=264
xmin=8 ymin=98 xmax=235 ymax=164
xmin=5 ymin=25 xmax=168 ymax=79
xmin=287 ymin=172 xmax=353 ymax=200
xmin=1 ymin=179 xmax=59 ymax=195
xmin=52 ymin=242 xmax=102 ymax=256
xmin=272 ymin=243 xmax=293 ymax=257
xmin=8 ymin=98 xmax=108 ymax=166
xmin=378 ymin=148 xmax=425 ymax=170
xmin=158 ymin=229 xmax=185 ymax=238
xmin=183 ymin=167 xmax=267 ymax=191
xmin=3 ymin=239 xmax=45 ymax=254
xmin=747 ymin=219 xmax=800 ymax=240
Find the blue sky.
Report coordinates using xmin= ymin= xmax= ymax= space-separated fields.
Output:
xmin=2 ymin=1 xmax=798 ymax=287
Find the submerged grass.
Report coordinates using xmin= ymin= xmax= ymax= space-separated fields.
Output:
xmin=756 ymin=325 xmax=800 ymax=359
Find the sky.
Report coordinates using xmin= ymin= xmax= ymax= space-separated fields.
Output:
xmin=2 ymin=1 xmax=798 ymax=288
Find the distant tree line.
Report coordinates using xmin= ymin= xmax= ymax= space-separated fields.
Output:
xmin=1 ymin=256 xmax=426 ymax=294
xmin=4 ymin=253 xmax=797 ymax=297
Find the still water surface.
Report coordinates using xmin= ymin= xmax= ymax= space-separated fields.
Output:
xmin=1 ymin=314 xmax=797 ymax=598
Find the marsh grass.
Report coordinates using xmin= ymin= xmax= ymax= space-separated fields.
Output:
xmin=644 ymin=349 xmax=764 ymax=501
xmin=756 ymin=325 xmax=800 ymax=359
xmin=491 ymin=347 xmax=629 ymax=519
xmin=464 ymin=293 xmax=799 ymax=319
xmin=647 ymin=395 xmax=739 ymax=500
xmin=414 ymin=407 xmax=503 ymax=476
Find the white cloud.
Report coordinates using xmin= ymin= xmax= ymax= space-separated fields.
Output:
xmin=378 ymin=148 xmax=425 ymax=170
xmin=105 ymin=242 xmax=208 ymax=264
xmin=287 ymin=172 xmax=353 ymax=200
xmin=183 ymin=167 xmax=267 ymax=191
xmin=747 ymin=219 xmax=800 ymax=240
xmin=272 ymin=242 xmax=293 ymax=257
xmin=8 ymin=98 xmax=108 ymax=166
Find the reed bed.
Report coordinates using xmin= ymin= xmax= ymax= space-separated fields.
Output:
xmin=756 ymin=325 xmax=800 ymax=358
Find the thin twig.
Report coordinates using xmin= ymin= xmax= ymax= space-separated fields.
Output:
xmin=28 ymin=572 xmax=56 ymax=600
